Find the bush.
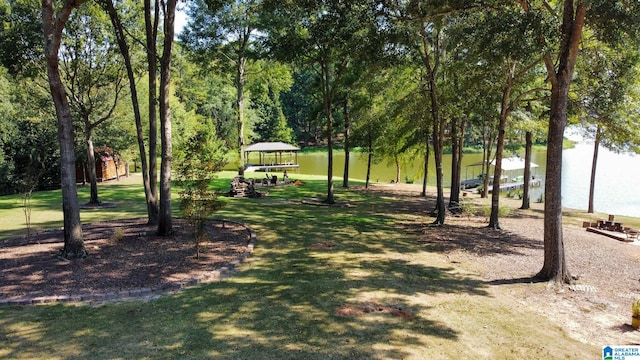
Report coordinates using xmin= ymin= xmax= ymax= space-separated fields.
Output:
xmin=483 ymin=205 xmax=511 ymax=218
xmin=458 ymin=199 xmax=476 ymax=218
xmin=175 ymin=127 xmax=228 ymax=258
xmin=506 ymin=189 xmax=523 ymax=199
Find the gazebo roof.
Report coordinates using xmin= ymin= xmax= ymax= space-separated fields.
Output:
xmin=244 ymin=142 xmax=300 ymax=152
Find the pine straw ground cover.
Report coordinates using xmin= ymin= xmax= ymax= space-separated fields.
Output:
xmin=0 ymin=173 xmax=637 ymax=359
xmin=0 ymin=218 xmax=252 ymax=302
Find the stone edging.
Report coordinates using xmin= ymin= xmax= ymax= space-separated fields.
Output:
xmin=0 ymin=219 xmax=256 ymax=307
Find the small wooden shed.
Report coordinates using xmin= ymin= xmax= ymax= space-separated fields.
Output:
xmin=76 ymin=156 xmax=127 ymax=183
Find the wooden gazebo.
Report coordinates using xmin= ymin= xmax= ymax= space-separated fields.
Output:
xmin=243 ymin=142 xmax=300 ymax=172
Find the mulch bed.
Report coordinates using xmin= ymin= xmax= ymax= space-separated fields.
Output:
xmin=0 ymin=218 xmax=252 ymax=302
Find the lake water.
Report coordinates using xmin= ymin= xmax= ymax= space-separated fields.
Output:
xmin=562 ymin=143 xmax=640 ymax=217
xmin=288 ymin=143 xmax=640 ymax=217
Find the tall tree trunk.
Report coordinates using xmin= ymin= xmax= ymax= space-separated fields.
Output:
xmin=237 ymin=56 xmax=246 ymax=175
xmin=342 ymin=99 xmax=350 ymax=188
xmin=449 ymin=118 xmax=466 ymax=205
xmin=538 ymin=92 xmax=571 ymax=282
xmin=365 ymin=131 xmax=372 ymax=189
xmin=101 ymin=0 xmax=156 ymax=224
xmin=394 ymin=154 xmax=401 ymax=183
xmin=157 ymin=0 xmax=176 ymax=236
xmin=432 ymin=116 xmax=445 ymax=224
xmin=421 ymin=134 xmax=430 ymax=197
xmin=483 ymin=162 xmax=490 ymax=197
xmin=420 ymin=26 xmax=445 ymax=225
xmin=536 ymin=1 xmax=585 ymax=284
xmin=449 ymin=117 xmax=459 ymax=208
xmin=521 ymin=131 xmax=533 ymax=209
xmin=489 ymin=62 xmax=516 ymax=229
xmin=488 ymin=134 xmax=506 ymax=229
xmin=41 ymin=0 xmax=87 ymax=259
xmin=85 ymin=128 xmax=99 ymax=204
xmin=145 ymin=0 xmax=159 ymax=225
xmin=480 ymin=124 xmax=497 ymax=199
xmin=449 ymin=117 xmax=465 ymax=208
xmin=588 ymin=125 xmax=602 ymax=213
xmin=481 ymin=128 xmax=489 ymax=198
xmin=456 ymin=119 xmax=465 ymax=194
xmin=321 ymin=60 xmax=335 ymax=204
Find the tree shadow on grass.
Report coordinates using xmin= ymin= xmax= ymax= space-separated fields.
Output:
xmin=0 ymin=198 xmax=490 ymax=359
xmin=509 ymin=207 xmax=545 ymax=219
xmin=157 ymin=254 xmax=474 ymax=359
xmin=0 ymin=239 xmax=476 ymax=359
xmin=411 ymin=223 xmax=544 ymax=257
xmin=0 ymin=219 xmax=63 ymax=242
xmin=0 ymin=178 xmax=542 ymax=359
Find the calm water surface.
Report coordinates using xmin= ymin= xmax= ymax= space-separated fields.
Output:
xmin=290 ymin=143 xmax=640 ymax=217
xmin=562 ymin=143 xmax=640 ymax=217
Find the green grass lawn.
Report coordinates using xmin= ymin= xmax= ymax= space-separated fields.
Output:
xmin=0 ymin=172 xmax=599 ymax=359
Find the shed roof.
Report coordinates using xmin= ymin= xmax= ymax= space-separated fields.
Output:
xmin=244 ymin=142 xmax=300 ymax=152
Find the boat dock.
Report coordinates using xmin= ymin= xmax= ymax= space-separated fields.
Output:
xmin=487 ymin=179 xmax=541 ymax=193
xmin=463 ymin=179 xmax=541 ymax=193
xmin=462 ymin=157 xmax=541 ymax=193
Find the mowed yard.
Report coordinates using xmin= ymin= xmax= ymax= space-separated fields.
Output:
xmin=3 ymin=171 xmax=633 ymax=359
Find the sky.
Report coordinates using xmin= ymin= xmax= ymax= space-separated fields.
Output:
xmin=175 ymin=7 xmax=187 ymax=35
